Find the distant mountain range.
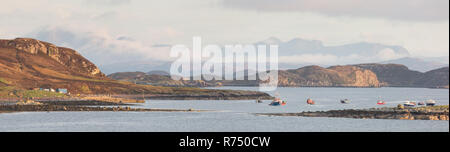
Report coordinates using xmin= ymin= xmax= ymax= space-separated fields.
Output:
xmin=97 ymin=37 xmax=447 ymax=74
xmin=257 ymin=37 xmax=410 ymax=58
xmin=31 ymin=28 xmax=448 ymax=74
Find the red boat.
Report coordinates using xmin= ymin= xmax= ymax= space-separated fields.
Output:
xmin=307 ymin=98 xmax=315 ymax=105
xmin=377 ymin=100 xmax=385 ymax=105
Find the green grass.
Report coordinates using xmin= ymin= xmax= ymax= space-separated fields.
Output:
xmin=0 ymin=86 xmax=67 ymax=98
xmin=412 ymin=105 xmax=449 ymax=111
xmin=0 ymin=77 xmax=11 ymax=85
xmin=17 ymin=90 xmax=67 ymax=98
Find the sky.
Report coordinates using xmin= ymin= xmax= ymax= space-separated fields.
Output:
xmin=0 ymin=0 xmax=448 ymax=67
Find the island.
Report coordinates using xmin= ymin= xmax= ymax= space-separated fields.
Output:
xmin=256 ymin=105 xmax=449 ymax=120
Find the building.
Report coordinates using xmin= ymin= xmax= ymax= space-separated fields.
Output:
xmin=57 ymin=88 xmax=68 ymax=94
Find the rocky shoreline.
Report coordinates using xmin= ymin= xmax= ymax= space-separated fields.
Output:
xmin=0 ymin=105 xmax=205 ymax=113
xmin=256 ymin=105 xmax=449 ymax=120
xmin=0 ymin=99 xmax=208 ymax=114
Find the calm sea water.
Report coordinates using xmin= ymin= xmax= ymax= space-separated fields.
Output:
xmin=0 ymin=87 xmax=448 ymax=132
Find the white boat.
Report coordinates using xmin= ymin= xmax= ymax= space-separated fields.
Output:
xmin=403 ymin=101 xmax=416 ymax=107
xmin=425 ymin=100 xmax=436 ymax=106
xmin=340 ymin=99 xmax=350 ymax=104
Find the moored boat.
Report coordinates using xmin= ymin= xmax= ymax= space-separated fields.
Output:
xmin=418 ymin=101 xmax=425 ymax=106
xmin=269 ymin=98 xmax=286 ymax=106
xmin=377 ymin=100 xmax=385 ymax=105
xmin=340 ymin=99 xmax=350 ymax=104
xmin=425 ymin=99 xmax=436 ymax=106
xmin=306 ymin=98 xmax=315 ymax=105
xmin=256 ymin=99 xmax=263 ymax=103
xmin=403 ymin=101 xmax=416 ymax=107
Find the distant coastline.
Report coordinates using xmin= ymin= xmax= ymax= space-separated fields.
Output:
xmin=108 ymin=65 xmax=449 ymax=89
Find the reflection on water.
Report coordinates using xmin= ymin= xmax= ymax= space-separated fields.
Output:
xmin=0 ymin=87 xmax=448 ymax=132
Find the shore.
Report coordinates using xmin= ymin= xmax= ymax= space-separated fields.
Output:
xmin=0 ymin=97 xmax=208 ymax=114
xmin=0 ymin=105 xmax=206 ymax=113
xmin=256 ymin=105 xmax=449 ymax=120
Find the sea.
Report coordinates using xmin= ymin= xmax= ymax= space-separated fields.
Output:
xmin=0 ymin=87 xmax=448 ymax=132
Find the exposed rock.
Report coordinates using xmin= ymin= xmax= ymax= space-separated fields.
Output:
xmin=16 ymin=100 xmax=42 ymax=105
xmin=257 ymin=105 xmax=449 ymax=121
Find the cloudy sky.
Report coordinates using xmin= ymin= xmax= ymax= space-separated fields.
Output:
xmin=0 ymin=0 xmax=448 ymax=68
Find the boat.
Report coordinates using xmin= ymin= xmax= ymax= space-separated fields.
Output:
xmin=403 ymin=101 xmax=416 ymax=107
xmin=269 ymin=98 xmax=286 ymax=106
xmin=425 ymin=99 xmax=436 ymax=106
xmin=377 ymin=100 xmax=385 ymax=105
xmin=340 ymin=99 xmax=350 ymax=104
xmin=418 ymin=101 xmax=425 ymax=106
xmin=256 ymin=98 xmax=263 ymax=103
xmin=306 ymin=98 xmax=315 ymax=105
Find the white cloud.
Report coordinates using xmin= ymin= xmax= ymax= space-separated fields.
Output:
xmin=222 ymin=0 xmax=449 ymax=21
xmin=84 ymin=0 xmax=132 ymax=6
xmin=28 ymin=26 xmax=173 ymax=66
xmin=376 ymin=48 xmax=405 ymax=60
xmin=0 ymin=0 xmax=448 ymax=62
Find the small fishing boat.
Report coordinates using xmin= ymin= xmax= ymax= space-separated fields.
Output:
xmin=256 ymin=98 xmax=263 ymax=103
xmin=425 ymin=99 xmax=436 ymax=106
xmin=418 ymin=101 xmax=425 ymax=106
xmin=403 ymin=101 xmax=416 ymax=107
xmin=269 ymin=98 xmax=286 ymax=106
xmin=340 ymin=99 xmax=350 ymax=104
xmin=306 ymin=98 xmax=315 ymax=105
xmin=377 ymin=100 xmax=385 ymax=105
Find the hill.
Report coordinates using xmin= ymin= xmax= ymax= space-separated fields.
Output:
xmin=414 ymin=67 xmax=449 ymax=88
xmin=276 ymin=65 xmax=380 ymax=87
xmin=355 ymin=64 xmax=449 ymax=88
xmin=380 ymin=57 xmax=448 ymax=72
xmin=0 ymin=38 xmax=271 ymax=99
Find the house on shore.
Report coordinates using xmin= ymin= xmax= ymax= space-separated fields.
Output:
xmin=37 ymin=88 xmax=69 ymax=94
